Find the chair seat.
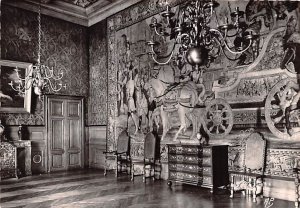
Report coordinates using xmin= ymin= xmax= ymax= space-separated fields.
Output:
xmin=230 ymin=171 xmax=263 ymax=178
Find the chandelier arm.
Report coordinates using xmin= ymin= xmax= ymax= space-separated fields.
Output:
xmin=225 ymin=30 xmax=240 ymax=38
xmin=220 ymin=45 xmax=242 ymax=61
xmin=24 ymin=78 xmax=34 ymax=91
xmin=44 ymin=77 xmax=63 ymax=92
xmin=211 ymin=36 xmax=241 ymax=61
xmin=210 ymin=28 xmax=253 ymax=55
xmin=42 ymin=65 xmax=63 ymax=81
xmin=151 ymin=50 xmax=174 ymax=65
xmin=8 ymin=82 xmax=25 ymax=93
xmin=44 ymin=68 xmax=62 ymax=81
xmin=42 ymin=66 xmax=53 ymax=79
xmin=14 ymin=69 xmax=27 ymax=82
xmin=209 ymin=37 xmax=222 ymax=58
xmin=154 ymin=26 xmax=163 ymax=37
xmin=224 ymin=39 xmax=253 ymax=55
xmin=51 ymin=72 xmax=64 ymax=81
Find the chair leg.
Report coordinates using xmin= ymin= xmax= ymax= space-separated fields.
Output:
xmin=253 ymin=178 xmax=257 ymax=203
xmin=143 ymin=164 xmax=146 ymax=183
xmin=153 ymin=164 xmax=155 ymax=181
xmin=246 ymin=176 xmax=251 ymax=196
xmin=104 ymin=157 xmax=107 ymax=176
xmin=230 ymin=175 xmax=234 ymax=198
xmin=115 ymin=158 xmax=118 ymax=178
xmin=15 ymin=169 xmax=18 ymax=179
xmin=295 ymin=174 xmax=299 ymax=208
xmin=131 ymin=164 xmax=135 ymax=182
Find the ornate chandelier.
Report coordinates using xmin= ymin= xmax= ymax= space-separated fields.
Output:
xmin=9 ymin=3 xmax=65 ymax=96
xmin=147 ymin=0 xmax=258 ymax=72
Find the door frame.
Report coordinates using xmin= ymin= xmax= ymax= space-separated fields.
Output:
xmin=45 ymin=95 xmax=85 ymax=172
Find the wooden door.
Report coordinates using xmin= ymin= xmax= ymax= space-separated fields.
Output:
xmin=47 ymin=96 xmax=84 ymax=172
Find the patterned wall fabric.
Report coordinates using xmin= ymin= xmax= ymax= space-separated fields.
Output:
xmin=88 ymin=20 xmax=107 ymax=126
xmin=0 ymin=5 xmax=88 ymax=125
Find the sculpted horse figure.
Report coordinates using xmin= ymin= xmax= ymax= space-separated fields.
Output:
xmin=148 ymin=78 xmax=199 ymax=141
xmin=280 ymin=32 xmax=300 ymax=135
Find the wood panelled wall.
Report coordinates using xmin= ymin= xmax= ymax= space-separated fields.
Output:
xmin=86 ymin=126 xmax=106 ymax=169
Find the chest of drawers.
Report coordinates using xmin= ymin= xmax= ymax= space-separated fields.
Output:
xmin=167 ymin=144 xmax=228 ymax=192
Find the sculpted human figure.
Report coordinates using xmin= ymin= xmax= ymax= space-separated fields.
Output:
xmin=126 ymin=65 xmax=139 ymax=134
xmin=280 ymin=23 xmax=300 ymax=135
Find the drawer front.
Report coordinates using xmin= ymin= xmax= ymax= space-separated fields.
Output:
xmin=169 ymin=171 xmax=202 ymax=182
xmin=202 ymin=147 xmax=212 ymax=157
xmin=168 ymin=154 xmax=202 ymax=164
xmin=168 ymin=145 xmax=202 ymax=155
xmin=202 ymin=176 xmax=212 ymax=185
xmin=202 ymin=167 xmax=212 ymax=175
xmin=169 ymin=163 xmax=202 ymax=173
xmin=202 ymin=157 xmax=212 ymax=166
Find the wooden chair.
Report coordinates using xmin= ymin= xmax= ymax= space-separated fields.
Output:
xmin=293 ymin=158 xmax=300 ymax=208
xmin=229 ymin=132 xmax=266 ymax=202
xmin=131 ymin=132 xmax=161 ymax=183
xmin=103 ymin=130 xmax=131 ymax=177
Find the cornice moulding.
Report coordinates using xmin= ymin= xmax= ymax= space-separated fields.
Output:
xmin=3 ymin=0 xmax=88 ymax=26
xmin=2 ymin=0 xmax=144 ymax=27
xmin=87 ymin=0 xmax=143 ymax=27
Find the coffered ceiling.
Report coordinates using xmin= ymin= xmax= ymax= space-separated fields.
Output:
xmin=2 ymin=0 xmax=142 ymax=26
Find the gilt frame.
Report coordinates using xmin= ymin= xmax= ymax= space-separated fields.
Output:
xmin=0 ymin=60 xmax=33 ymax=113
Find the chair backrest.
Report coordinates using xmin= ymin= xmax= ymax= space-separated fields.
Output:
xmin=144 ymin=133 xmax=156 ymax=160
xmin=117 ymin=130 xmax=130 ymax=154
xmin=244 ymin=132 xmax=266 ymax=174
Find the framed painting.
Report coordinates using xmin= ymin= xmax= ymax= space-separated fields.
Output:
xmin=0 ymin=60 xmax=33 ymax=113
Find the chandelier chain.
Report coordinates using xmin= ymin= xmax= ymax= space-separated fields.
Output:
xmin=37 ymin=3 xmax=42 ymax=66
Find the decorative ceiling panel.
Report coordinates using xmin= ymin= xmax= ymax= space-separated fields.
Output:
xmin=61 ymin=0 xmax=100 ymax=8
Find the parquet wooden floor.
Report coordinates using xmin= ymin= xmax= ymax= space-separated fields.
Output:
xmin=0 ymin=169 xmax=295 ymax=208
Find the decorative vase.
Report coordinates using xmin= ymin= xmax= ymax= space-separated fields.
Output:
xmin=18 ymin=125 xmax=23 ymax=141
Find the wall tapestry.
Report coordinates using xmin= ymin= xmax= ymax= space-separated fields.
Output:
xmin=107 ymin=0 xmax=300 ymax=160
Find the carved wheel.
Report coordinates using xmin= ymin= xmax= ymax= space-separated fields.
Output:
xmin=203 ymin=98 xmax=233 ymax=139
xmin=265 ymin=78 xmax=298 ymax=139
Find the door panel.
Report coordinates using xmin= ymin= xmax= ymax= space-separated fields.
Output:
xmin=69 ymin=120 xmax=80 ymax=148
xmin=52 ymin=120 xmax=64 ymax=150
xmin=68 ymin=102 xmax=80 ymax=117
xmin=51 ymin=101 xmax=64 ymax=116
xmin=48 ymin=97 xmax=83 ymax=172
xmin=52 ymin=154 xmax=63 ymax=168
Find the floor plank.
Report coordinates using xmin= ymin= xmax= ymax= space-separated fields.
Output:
xmin=0 ymin=169 xmax=295 ymax=208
